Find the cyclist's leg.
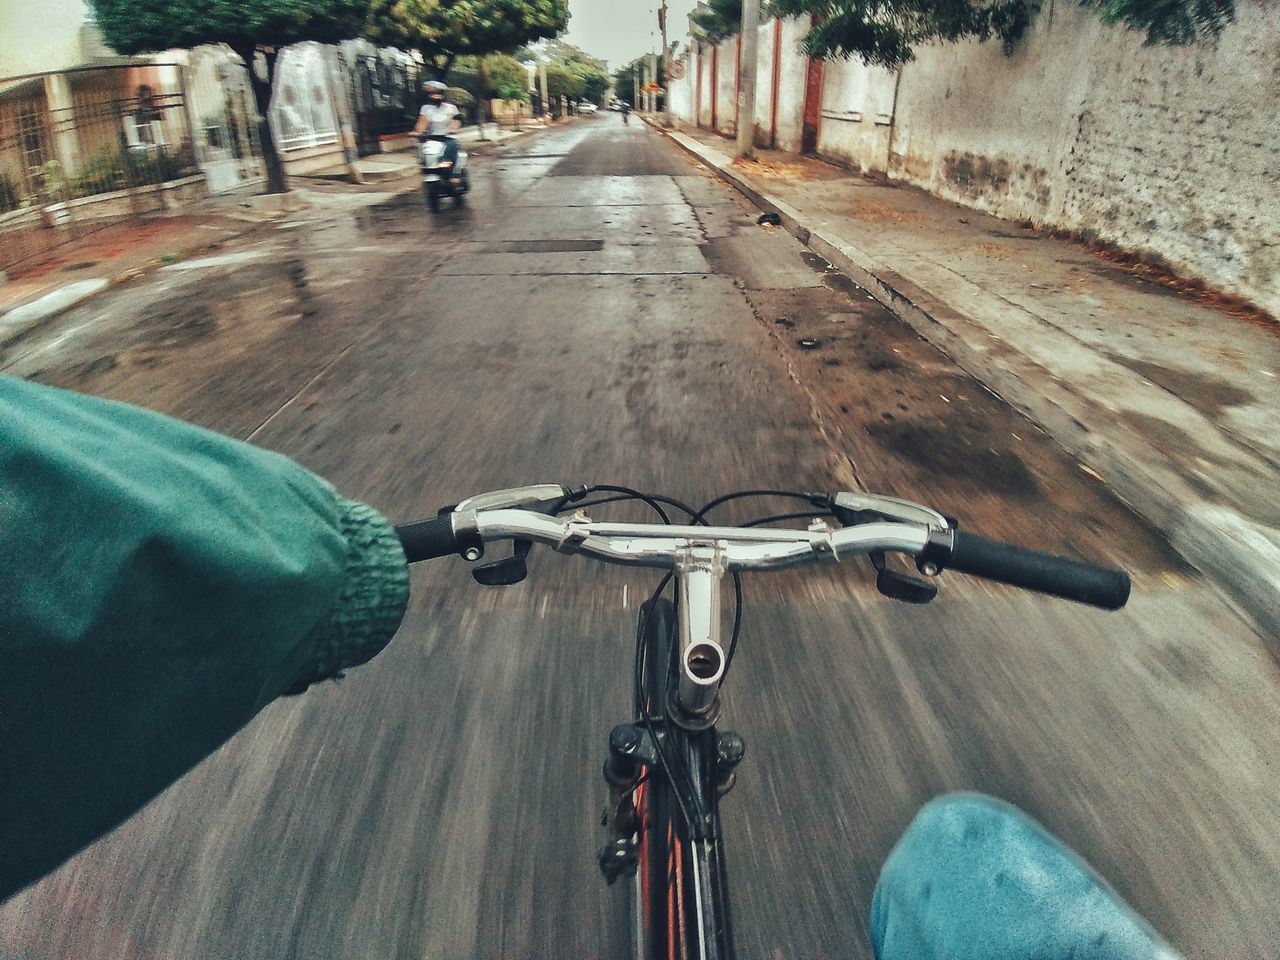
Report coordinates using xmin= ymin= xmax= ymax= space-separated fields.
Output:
xmin=870 ymin=792 xmax=1179 ymax=960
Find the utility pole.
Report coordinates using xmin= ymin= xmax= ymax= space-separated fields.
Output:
xmin=659 ymin=0 xmax=671 ymax=126
xmin=648 ymin=52 xmax=658 ymax=113
xmin=633 ymin=61 xmax=640 ymax=111
xmin=538 ymin=61 xmax=549 ymax=118
xmin=736 ymin=0 xmax=760 ymax=158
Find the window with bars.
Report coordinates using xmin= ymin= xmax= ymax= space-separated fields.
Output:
xmin=10 ymin=101 xmax=52 ymax=195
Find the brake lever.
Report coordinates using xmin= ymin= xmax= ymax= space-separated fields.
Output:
xmin=454 ymin=484 xmax=588 ymax=586
xmin=453 ymin=483 xmax=582 ymax=513
xmin=867 ymin=550 xmax=937 ymax=604
xmin=473 ymin=538 xmax=533 ymax=586
xmin=831 ymin=492 xmax=950 ymax=530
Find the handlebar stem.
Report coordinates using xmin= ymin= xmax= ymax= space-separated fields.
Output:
xmin=675 ymin=547 xmax=728 ymax=718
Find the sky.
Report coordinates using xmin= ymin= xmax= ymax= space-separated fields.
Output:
xmin=562 ymin=0 xmax=700 ymax=71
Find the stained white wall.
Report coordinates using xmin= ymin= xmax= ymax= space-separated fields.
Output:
xmin=714 ymin=36 xmax=737 ymax=137
xmin=885 ymin=0 xmax=1280 ymax=314
xmin=816 ymin=57 xmax=898 ymax=175
xmin=773 ymin=18 xmax=809 ymax=152
xmin=668 ymin=3 xmax=1280 ymax=314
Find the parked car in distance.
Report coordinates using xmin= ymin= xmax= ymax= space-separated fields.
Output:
xmin=578 ymin=102 xmax=599 ymax=115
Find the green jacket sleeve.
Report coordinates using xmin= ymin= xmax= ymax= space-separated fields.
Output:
xmin=0 ymin=376 xmax=410 ymax=901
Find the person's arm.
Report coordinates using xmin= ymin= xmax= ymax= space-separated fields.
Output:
xmin=413 ymin=109 xmax=428 ymax=135
xmin=448 ymin=105 xmax=462 ymax=133
xmin=0 ymin=377 xmax=410 ymax=901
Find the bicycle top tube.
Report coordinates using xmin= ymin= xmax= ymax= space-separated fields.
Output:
xmin=465 ymin=509 xmax=932 ymax=572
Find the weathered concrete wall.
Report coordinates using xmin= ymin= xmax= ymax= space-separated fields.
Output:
xmin=884 ymin=0 xmax=1279 ymax=314
xmin=753 ymin=21 xmax=773 ymax=146
xmin=696 ymin=43 xmax=714 ymax=128
xmin=668 ymin=47 xmax=694 ymax=121
xmin=715 ymin=37 xmax=737 ymax=137
xmin=670 ymin=17 xmax=811 ymax=151
xmin=817 ymin=57 xmax=898 ymax=175
xmin=773 ymin=18 xmax=809 ymax=152
xmin=670 ymin=4 xmax=1279 ymax=314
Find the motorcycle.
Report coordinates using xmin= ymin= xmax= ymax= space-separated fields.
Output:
xmin=418 ymin=135 xmax=469 ymax=213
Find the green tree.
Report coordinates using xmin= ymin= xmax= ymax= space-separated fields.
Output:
xmin=613 ymin=55 xmax=664 ymax=106
xmin=445 ymin=55 xmax=484 ymax=102
xmin=89 ymin=0 xmax=369 ymax=194
xmin=514 ymin=40 xmax=607 ymax=104
xmin=544 ymin=63 xmax=585 ymax=100
xmin=574 ymin=65 xmax=609 ymax=105
xmin=767 ymin=0 xmax=1038 ymax=68
xmin=1082 ymin=0 xmax=1236 ymax=44
xmin=766 ymin=0 xmax=1244 ymax=68
xmin=690 ymin=0 xmax=742 ymax=44
xmin=365 ymin=0 xmax=568 ymax=80
xmin=482 ymin=53 xmax=531 ymax=101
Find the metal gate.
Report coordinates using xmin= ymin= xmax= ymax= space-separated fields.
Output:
xmin=0 ymin=63 xmax=201 ymax=276
xmin=339 ymin=43 xmax=420 ymax=156
xmin=183 ymin=46 xmax=264 ymax=194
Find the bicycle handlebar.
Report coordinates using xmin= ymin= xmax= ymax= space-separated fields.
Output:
xmin=396 ymin=514 xmax=460 ymax=562
xmin=947 ymin=530 xmax=1130 ymax=609
xmin=396 ymin=491 xmax=1131 ymax=611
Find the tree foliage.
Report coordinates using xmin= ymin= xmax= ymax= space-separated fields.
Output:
xmin=613 ymin=54 xmax=664 ymax=104
xmin=768 ymin=0 xmax=1038 ymax=68
xmin=365 ymin=0 xmax=568 ymax=78
xmin=482 ymin=53 xmax=531 ymax=100
xmin=690 ymin=0 xmax=742 ymax=44
xmin=445 ymin=85 xmax=475 ymax=107
xmin=544 ymin=63 xmax=585 ymax=98
xmin=696 ymin=0 xmax=1240 ymax=70
xmin=576 ymin=66 xmax=609 ymax=104
xmin=89 ymin=0 xmax=370 ymax=53
xmin=517 ymin=40 xmax=609 ymax=104
xmin=1081 ymin=0 xmax=1236 ymax=44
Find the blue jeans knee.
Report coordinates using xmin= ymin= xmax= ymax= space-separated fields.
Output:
xmin=870 ymin=792 xmax=1176 ymax=960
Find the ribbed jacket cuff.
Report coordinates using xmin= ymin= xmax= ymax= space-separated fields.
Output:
xmin=292 ymin=498 xmax=410 ymax=691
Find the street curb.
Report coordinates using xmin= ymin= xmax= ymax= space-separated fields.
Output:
xmin=651 ymin=119 xmax=1280 ymax=639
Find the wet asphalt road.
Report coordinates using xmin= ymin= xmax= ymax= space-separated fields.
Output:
xmin=3 ymin=116 xmax=1280 ymax=959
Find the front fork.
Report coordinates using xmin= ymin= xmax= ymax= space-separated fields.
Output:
xmin=597 ymin=722 xmax=746 ymax=884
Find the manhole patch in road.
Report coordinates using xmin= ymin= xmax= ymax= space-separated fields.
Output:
xmin=483 ymin=239 xmax=604 ymax=253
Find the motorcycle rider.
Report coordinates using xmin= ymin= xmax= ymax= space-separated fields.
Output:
xmin=413 ymin=80 xmax=463 ymax=171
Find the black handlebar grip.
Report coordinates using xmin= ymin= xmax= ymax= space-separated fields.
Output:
xmin=395 ymin=515 xmax=459 ymax=563
xmin=948 ymin=531 xmax=1131 ymax=610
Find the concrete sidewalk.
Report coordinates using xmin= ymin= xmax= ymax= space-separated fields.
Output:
xmin=651 ymin=118 xmax=1280 ymax=638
